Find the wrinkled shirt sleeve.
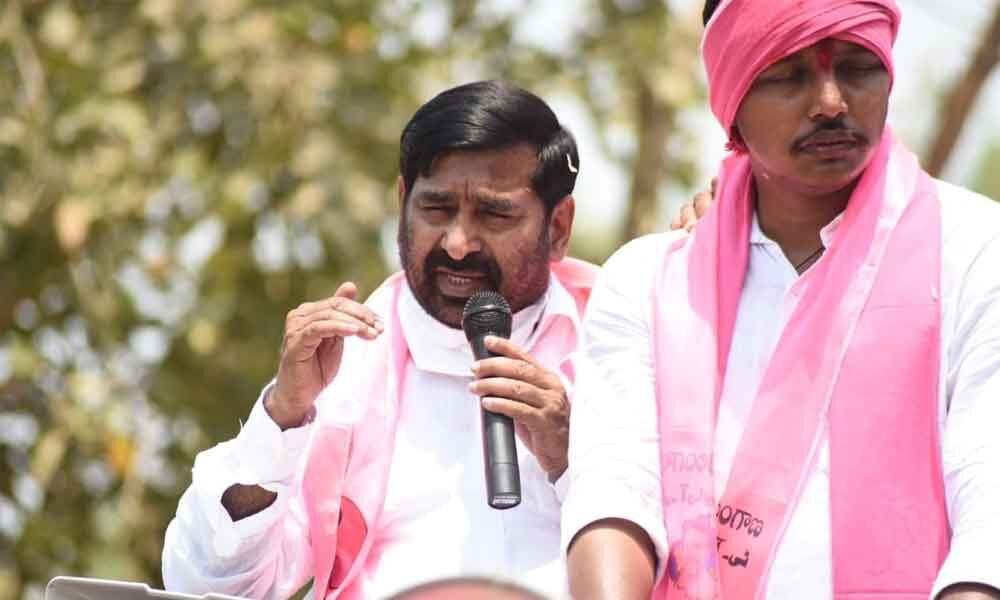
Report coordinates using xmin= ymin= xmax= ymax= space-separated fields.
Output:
xmin=561 ymin=236 xmax=673 ymax=580
xmin=933 ymin=232 xmax=1000 ymax=597
xmin=162 ymin=382 xmax=315 ymax=600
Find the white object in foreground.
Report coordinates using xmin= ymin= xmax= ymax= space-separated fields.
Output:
xmin=46 ymin=576 xmax=248 ymax=600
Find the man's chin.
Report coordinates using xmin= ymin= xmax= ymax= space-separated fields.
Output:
xmin=428 ymin=296 xmax=468 ymax=330
xmin=791 ymin=147 xmax=873 ymax=191
xmin=432 ymin=313 xmax=464 ymax=330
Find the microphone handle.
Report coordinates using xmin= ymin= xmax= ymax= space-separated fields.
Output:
xmin=482 ymin=408 xmax=520 ymax=509
xmin=471 ymin=334 xmax=521 ymax=509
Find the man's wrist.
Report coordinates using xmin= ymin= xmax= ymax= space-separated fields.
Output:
xmin=547 ymin=464 xmax=568 ymax=484
xmin=263 ymin=388 xmax=315 ymax=430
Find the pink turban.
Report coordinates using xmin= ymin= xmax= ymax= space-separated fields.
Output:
xmin=702 ymin=0 xmax=902 ymax=139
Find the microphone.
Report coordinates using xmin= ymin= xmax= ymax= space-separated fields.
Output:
xmin=462 ymin=291 xmax=520 ymax=510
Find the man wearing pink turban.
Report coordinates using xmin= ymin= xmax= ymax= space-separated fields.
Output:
xmin=562 ymin=1 xmax=1000 ymax=599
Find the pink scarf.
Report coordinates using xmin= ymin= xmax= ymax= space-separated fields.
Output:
xmin=651 ymin=2 xmax=949 ymax=598
xmin=302 ymin=259 xmax=597 ymax=599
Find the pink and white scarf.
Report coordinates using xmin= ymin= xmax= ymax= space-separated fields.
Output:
xmin=302 ymin=259 xmax=597 ymax=598
xmin=652 ymin=2 xmax=950 ymax=598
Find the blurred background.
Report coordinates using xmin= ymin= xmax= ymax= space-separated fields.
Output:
xmin=1 ymin=0 xmax=998 ymax=598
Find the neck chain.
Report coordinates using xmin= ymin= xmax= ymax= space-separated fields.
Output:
xmin=794 ymin=246 xmax=825 ymax=274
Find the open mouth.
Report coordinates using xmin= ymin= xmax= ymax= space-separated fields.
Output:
xmin=434 ymin=269 xmax=489 ymax=297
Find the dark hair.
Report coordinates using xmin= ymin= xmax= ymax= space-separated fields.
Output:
xmin=703 ymin=0 xmax=723 ymax=25
xmin=398 ymin=80 xmax=578 ymax=214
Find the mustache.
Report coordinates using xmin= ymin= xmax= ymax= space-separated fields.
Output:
xmin=423 ymin=249 xmax=503 ymax=289
xmin=792 ymin=118 xmax=869 ymax=152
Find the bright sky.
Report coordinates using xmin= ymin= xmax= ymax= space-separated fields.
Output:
xmin=515 ymin=0 xmax=1000 ymax=231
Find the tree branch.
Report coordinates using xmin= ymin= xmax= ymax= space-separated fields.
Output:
xmin=925 ymin=4 xmax=1000 ymax=177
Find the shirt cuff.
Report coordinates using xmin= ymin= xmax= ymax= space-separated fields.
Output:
xmin=552 ymin=469 xmax=571 ymax=504
xmin=560 ymin=473 xmax=670 ymax=585
xmin=191 ymin=382 xmax=313 ymax=557
xmin=931 ymin=529 xmax=1000 ymax=598
xmin=549 ymin=366 xmax=575 ymax=506
xmin=233 ymin=381 xmax=313 ymax=485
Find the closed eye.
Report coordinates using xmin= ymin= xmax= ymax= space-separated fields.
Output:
xmin=761 ymin=69 xmax=804 ymax=84
xmin=419 ymin=205 xmax=455 ymax=221
xmin=839 ymin=63 xmax=884 ymax=76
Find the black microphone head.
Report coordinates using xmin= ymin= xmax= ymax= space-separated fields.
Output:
xmin=462 ymin=291 xmax=512 ymax=341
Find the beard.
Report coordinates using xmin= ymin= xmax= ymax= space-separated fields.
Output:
xmin=397 ymin=214 xmax=552 ymax=329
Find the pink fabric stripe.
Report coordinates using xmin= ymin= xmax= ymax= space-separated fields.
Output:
xmin=651 ymin=127 xmax=947 ymax=599
xmin=305 ymin=273 xmax=410 ymax=599
xmin=826 ymin=169 xmax=950 ymax=595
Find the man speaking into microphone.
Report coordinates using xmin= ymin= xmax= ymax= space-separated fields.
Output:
xmin=161 ymin=80 xmax=597 ymax=599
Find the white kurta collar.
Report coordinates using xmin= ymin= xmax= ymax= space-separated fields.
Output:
xmin=750 ymin=211 xmax=845 ymax=250
xmin=397 ymin=273 xmax=579 ymax=378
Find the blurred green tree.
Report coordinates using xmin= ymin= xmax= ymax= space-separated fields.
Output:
xmin=972 ymin=141 xmax=1000 ymax=201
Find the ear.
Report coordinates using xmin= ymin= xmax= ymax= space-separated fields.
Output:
xmin=396 ymin=175 xmax=406 ymax=212
xmin=547 ymin=195 xmax=575 ymax=262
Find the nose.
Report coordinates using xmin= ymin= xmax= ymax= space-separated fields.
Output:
xmin=809 ymin=74 xmax=848 ymax=121
xmin=440 ymin=218 xmax=481 ymax=260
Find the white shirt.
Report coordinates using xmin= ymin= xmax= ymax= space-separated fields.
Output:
xmin=163 ymin=275 xmax=580 ymax=599
xmin=562 ymin=180 xmax=1000 ymax=599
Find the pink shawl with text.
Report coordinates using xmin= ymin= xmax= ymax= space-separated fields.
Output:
xmin=652 ymin=2 xmax=949 ymax=598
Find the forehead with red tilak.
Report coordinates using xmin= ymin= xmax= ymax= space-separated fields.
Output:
xmin=787 ymin=0 xmax=835 ymax=69
xmin=816 ymin=41 xmax=834 ymax=69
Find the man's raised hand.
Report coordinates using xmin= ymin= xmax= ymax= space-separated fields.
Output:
xmin=265 ymin=282 xmax=384 ymax=429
